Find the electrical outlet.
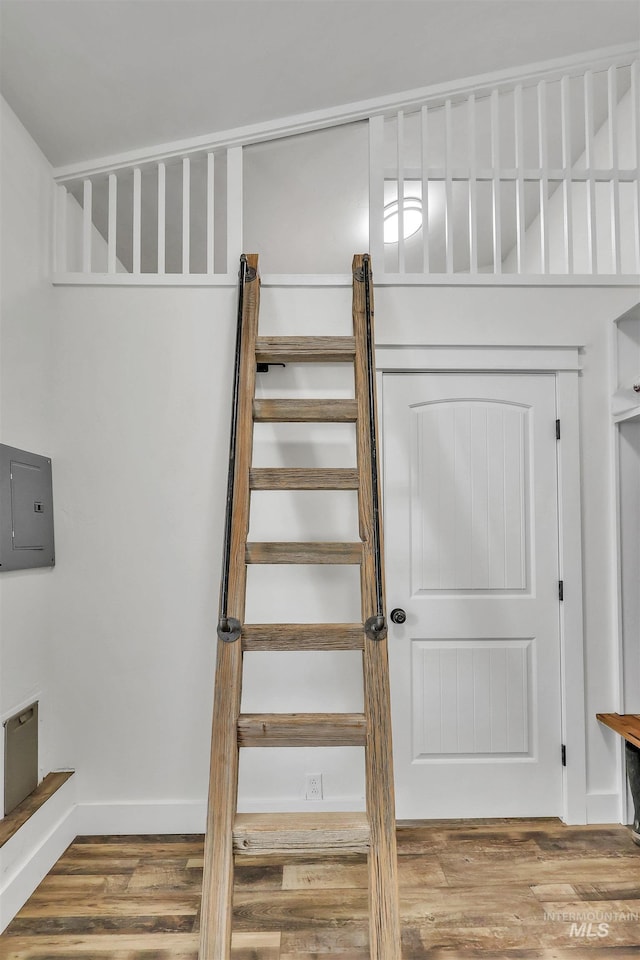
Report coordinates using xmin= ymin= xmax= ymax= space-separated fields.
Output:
xmin=305 ymin=773 xmax=323 ymax=800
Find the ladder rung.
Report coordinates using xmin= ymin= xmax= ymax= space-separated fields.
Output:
xmin=253 ymin=399 xmax=358 ymax=422
xmin=256 ymin=336 xmax=356 ymax=363
xmin=237 ymin=713 xmax=367 ymax=746
xmin=242 ymin=623 xmax=365 ymax=651
xmin=233 ymin=812 xmax=370 ymax=856
xmin=249 ymin=468 xmax=359 ymax=490
xmin=246 ymin=541 xmax=362 ymax=564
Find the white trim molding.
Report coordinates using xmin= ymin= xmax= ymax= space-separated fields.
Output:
xmin=586 ymin=791 xmax=622 ymax=824
xmin=75 ymin=801 xmax=207 ymax=837
xmin=0 ymin=774 xmax=77 ymax=933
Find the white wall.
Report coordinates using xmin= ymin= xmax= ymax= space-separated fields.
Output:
xmin=0 ymin=99 xmax=80 ymax=927
xmin=243 ymin=123 xmax=370 ymax=275
xmin=0 ymin=99 xmax=59 ymax=809
xmin=2 ymin=94 xmax=639 ymax=836
xmin=48 ymin=286 xmax=230 ymax=824
xmin=44 ymin=278 xmax=635 ymax=828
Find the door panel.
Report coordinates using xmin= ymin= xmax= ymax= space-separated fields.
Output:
xmin=411 ymin=400 xmax=530 ymax=594
xmin=383 ymin=373 xmax=562 ymax=818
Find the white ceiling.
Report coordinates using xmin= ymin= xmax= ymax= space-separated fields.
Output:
xmin=1 ymin=1 xmax=638 ymax=169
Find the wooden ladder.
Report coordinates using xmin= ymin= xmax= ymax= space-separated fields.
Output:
xmin=199 ymin=254 xmax=401 ymax=960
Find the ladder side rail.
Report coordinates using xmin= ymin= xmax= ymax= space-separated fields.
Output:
xmin=200 ymin=254 xmax=260 ymax=960
xmin=360 ymin=254 xmax=387 ymax=642
xmin=217 ymin=254 xmax=254 ymax=643
xmin=352 ymin=254 xmax=402 ymax=960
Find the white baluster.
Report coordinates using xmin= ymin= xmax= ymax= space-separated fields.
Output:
xmin=157 ymin=162 xmax=165 ymax=275
xmin=514 ymin=84 xmax=525 ymax=274
xmin=397 ymin=110 xmax=405 ymax=273
xmin=133 ymin=167 xmax=141 ymax=274
xmin=584 ymin=70 xmax=598 ymax=274
xmin=468 ymin=93 xmax=478 ymax=274
xmin=632 ymin=60 xmax=640 ymax=274
xmin=537 ymin=81 xmax=549 ymax=274
xmin=491 ymin=90 xmax=502 ymax=274
xmin=420 ymin=105 xmax=430 ymax=274
xmin=560 ymin=76 xmax=574 ymax=274
xmin=608 ymin=65 xmax=621 ymax=274
xmin=182 ymin=157 xmax=190 ymax=274
xmin=82 ymin=179 xmax=92 ymax=273
xmin=444 ymin=99 xmax=453 ymax=274
xmin=108 ymin=174 xmax=117 ymax=274
xmin=369 ymin=115 xmax=385 ymax=270
xmin=207 ymin=152 xmax=215 ymax=275
xmin=226 ymin=146 xmax=243 ymax=273
xmin=54 ymin=184 xmax=67 ymax=275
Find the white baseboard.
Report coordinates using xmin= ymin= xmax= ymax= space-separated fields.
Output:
xmin=75 ymin=796 xmax=365 ymax=835
xmin=76 ymin=800 xmax=208 ymax=836
xmin=586 ymin=791 xmax=621 ymax=824
xmin=0 ymin=774 xmax=77 ymax=933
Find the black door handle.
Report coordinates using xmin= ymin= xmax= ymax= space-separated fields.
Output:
xmin=390 ymin=608 xmax=406 ymax=625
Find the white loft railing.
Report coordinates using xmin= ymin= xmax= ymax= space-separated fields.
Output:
xmin=51 ymin=45 xmax=640 ymax=285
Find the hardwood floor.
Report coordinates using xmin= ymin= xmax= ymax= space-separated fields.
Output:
xmin=2 ymin=820 xmax=639 ymax=959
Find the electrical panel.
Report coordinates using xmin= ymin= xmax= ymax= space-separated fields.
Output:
xmin=0 ymin=444 xmax=55 ymax=571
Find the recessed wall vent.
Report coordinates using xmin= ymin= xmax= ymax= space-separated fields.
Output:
xmin=4 ymin=702 xmax=38 ymax=815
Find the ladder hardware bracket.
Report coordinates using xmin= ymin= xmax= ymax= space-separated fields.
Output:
xmin=354 ymin=254 xmax=371 ymax=283
xmin=364 ymin=615 xmax=387 ymax=641
xmin=256 ymin=362 xmax=286 ymax=373
xmin=217 ymin=617 xmax=242 ymax=643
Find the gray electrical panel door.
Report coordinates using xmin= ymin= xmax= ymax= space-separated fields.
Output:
xmin=0 ymin=444 xmax=55 ymax=571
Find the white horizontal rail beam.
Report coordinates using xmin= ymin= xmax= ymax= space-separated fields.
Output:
xmin=51 ymin=271 xmax=640 ymax=288
xmin=383 ymin=167 xmax=638 ymax=182
xmin=52 ymin=44 xmax=639 ymax=182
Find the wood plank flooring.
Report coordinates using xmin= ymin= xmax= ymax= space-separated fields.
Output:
xmin=2 ymin=820 xmax=639 ymax=959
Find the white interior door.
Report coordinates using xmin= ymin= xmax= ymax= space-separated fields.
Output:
xmin=383 ymin=373 xmax=563 ymax=819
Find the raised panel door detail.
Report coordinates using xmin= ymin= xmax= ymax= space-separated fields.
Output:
xmin=411 ymin=638 xmax=533 ymax=760
xmin=410 ymin=401 xmax=530 ymax=594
